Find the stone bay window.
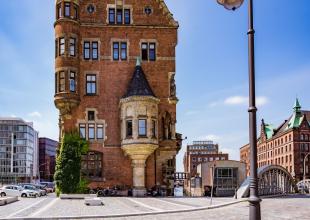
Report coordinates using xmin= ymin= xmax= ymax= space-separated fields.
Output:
xmin=54 ymin=0 xmax=180 ymax=196
xmin=120 ymin=59 xmax=160 ymax=196
xmin=56 ymin=1 xmax=79 ymax=20
xmin=55 ymin=69 xmax=78 ymax=94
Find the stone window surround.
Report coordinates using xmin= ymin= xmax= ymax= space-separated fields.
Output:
xmin=81 ymin=38 xmax=101 ymax=61
xmin=55 ymin=66 xmax=79 ymax=94
xmin=76 ymin=108 xmax=107 ymax=144
xmin=106 ymin=4 xmax=134 ymax=25
xmin=83 ymin=71 xmax=100 ymax=96
xmin=110 ymin=38 xmax=130 ymax=62
xmin=123 ymin=116 xmax=158 ymax=140
xmin=139 ymin=39 xmax=158 ymax=62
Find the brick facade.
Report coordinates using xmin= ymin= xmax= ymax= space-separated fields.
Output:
xmin=240 ymin=100 xmax=310 ymax=181
xmin=54 ymin=0 xmax=181 ymax=193
xmin=183 ymin=141 xmax=229 ymax=177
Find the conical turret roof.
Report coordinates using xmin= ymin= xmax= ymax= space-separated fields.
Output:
xmin=123 ymin=58 xmax=156 ymax=98
xmin=293 ymin=98 xmax=301 ymax=112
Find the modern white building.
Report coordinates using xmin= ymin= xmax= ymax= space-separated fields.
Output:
xmin=0 ymin=118 xmax=39 ymax=184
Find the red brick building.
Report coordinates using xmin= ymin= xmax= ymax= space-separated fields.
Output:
xmin=183 ymin=141 xmax=229 ymax=177
xmin=240 ymin=99 xmax=310 ymax=181
xmin=54 ymin=0 xmax=181 ymax=196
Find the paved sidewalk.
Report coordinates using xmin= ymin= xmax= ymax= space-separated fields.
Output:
xmin=0 ymin=194 xmax=309 ymax=219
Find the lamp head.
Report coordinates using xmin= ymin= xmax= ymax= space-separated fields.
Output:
xmin=217 ymin=0 xmax=244 ymax=11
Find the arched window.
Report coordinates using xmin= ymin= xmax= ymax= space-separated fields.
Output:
xmin=81 ymin=151 xmax=103 ymax=179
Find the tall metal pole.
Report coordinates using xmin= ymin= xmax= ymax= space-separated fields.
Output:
xmin=303 ymin=153 xmax=310 ymax=194
xmin=247 ymin=0 xmax=261 ymax=219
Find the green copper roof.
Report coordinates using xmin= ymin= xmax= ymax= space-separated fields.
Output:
xmin=287 ymin=98 xmax=303 ymax=129
xmin=287 ymin=114 xmax=304 ymax=129
xmin=264 ymin=124 xmax=274 ymax=140
xmin=293 ymin=98 xmax=301 ymax=112
xmin=136 ymin=57 xmax=142 ymax=67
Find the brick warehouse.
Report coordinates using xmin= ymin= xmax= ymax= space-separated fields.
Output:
xmin=240 ymin=99 xmax=310 ymax=182
xmin=54 ymin=0 xmax=182 ymax=196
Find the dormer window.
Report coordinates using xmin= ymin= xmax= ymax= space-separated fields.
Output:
xmin=109 ymin=9 xmax=115 ymax=24
xmin=117 ymin=9 xmax=123 ymax=24
xmin=124 ymin=9 xmax=130 ymax=24
xmin=108 ymin=8 xmax=131 ymax=25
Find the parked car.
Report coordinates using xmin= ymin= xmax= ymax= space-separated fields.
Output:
xmin=297 ymin=184 xmax=309 ymax=193
xmin=40 ymin=182 xmax=55 ymax=193
xmin=19 ymin=184 xmax=44 ymax=197
xmin=0 ymin=185 xmax=39 ymax=198
xmin=33 ymin=184 xmax=47 ymax=196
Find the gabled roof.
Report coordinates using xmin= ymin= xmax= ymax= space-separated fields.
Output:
xmin=260 ymin=100 xmax=310 ymax=140
xmin=156 ymin=0 xmax=179 ymax=27
xmin=123 ymin=58 xmax=156 ymax=98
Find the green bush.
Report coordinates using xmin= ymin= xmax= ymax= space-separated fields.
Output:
xmin=77 ymin=178 xmax=90 ymax=194
xmin=55 ymin=187 xmax=61 ymax=197
xmin=54 ymin=131 xmax=89 ymax=194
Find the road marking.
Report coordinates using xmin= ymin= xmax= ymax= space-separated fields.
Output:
xmin=29 ymin=198 xmax=59 ymax=217
xmin=6 ymin=198 xmax=48 ymax=218
xmin=155 ymin=198 xmax=195 ymax=209
xmin=126 ymin=198 xmax=163 ymax=211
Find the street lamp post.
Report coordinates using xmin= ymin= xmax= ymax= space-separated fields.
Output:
xmin=216 ymin=0 xmax=261 ymax=219
xmin=303 ymin=152 xmax=310 ymax=194
xmin=38 ymin=163 xmax=47 ymax=183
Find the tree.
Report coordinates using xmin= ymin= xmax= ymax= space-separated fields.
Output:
xmin=54 ymin=131 xmax=88 ymax=194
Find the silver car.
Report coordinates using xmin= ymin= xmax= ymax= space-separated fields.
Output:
xmin=0 ymin=185 xmax=39 ymax=198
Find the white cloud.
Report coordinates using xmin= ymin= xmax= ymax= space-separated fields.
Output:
xmin=224 ymin=96 xmax=248 ymax=105
xmin=208 ymin=101 xmax=221 ymax=107
xmin=222 ymin=95 xmax=269 ymax=106
xmin=185 ymin=110 xmax=199 ymax=116
xmin=28 ymin=111 xmax=42 ymax=118
xmin=256 ymin=96 xmax=269 ymax=106
xmin=198 ymin=134 xmax=221 ymax=142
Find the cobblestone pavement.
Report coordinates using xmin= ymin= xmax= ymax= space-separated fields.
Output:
xmin=0 ymin=194 xmax=309 ymax=219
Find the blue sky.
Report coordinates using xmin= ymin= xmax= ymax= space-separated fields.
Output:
xmin=0 ymin=1 xmax=309 ymax=171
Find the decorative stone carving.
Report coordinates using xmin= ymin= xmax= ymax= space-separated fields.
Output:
xmin=170 ymin=73 xmax=176 ymax=98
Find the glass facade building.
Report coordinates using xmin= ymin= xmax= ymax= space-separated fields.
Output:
xmin=39 ymin=138 xmax=58 ymax=181
xmin=0 ymin=118 xmax=38 ymax=185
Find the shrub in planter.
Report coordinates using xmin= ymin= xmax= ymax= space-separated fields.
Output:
xmin=54 ymin=131 xmax=88 ymax=194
